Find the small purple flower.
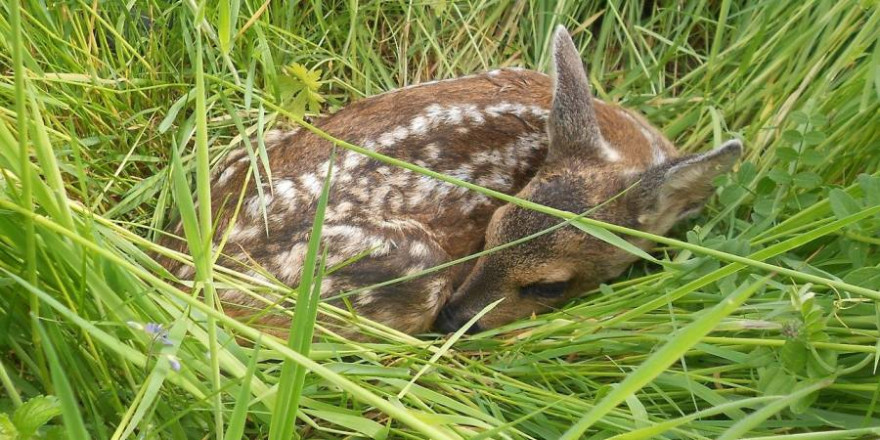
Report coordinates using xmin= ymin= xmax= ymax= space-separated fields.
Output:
xmin=143 ymin=322 xmax=174 ymax=346
xmin=166 ymin=355 xmax=181 ymax=372
xmin=144 ymin=322 xmax=164 ymax=335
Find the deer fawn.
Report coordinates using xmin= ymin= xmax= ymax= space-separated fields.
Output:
xmin=160 ymin=26 xmax=741 ymax=337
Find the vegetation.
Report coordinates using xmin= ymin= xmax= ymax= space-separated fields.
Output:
xmin=1 ymin=0 xmax=879 ymax=438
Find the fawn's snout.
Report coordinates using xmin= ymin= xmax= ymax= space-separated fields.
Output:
xmin=435 ymin=306 xmax=483 ymax=334
xmin=436 ymin=26 xmax=742 ymax=333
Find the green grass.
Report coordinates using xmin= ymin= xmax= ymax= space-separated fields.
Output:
xmin=1 ymin=1 xmax=880 ymax=439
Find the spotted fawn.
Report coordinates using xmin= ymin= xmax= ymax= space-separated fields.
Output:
xmin=160 ymin=26 xmax=741 ymax=337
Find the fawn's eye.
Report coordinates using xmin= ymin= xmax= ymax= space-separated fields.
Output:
xmin=519 ymin=281 xmax=569 ymax=298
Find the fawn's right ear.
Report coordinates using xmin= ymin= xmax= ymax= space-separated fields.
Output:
xmin=641 ymin=140 xmax=743 ymax=223
xmin=547 ymin=25 xmax=618 ymax=164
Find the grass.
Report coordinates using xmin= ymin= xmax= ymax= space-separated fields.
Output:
xmin=1 ymin=0 xmax=879 ymax=438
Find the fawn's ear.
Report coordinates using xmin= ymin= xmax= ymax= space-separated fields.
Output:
xmin=650 ymin=140 xmax=743 ymax=221
xmin=547 ymin=26 xmax=617 ymax=163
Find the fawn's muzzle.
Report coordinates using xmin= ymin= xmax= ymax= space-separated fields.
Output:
xmin=434 ymin=306 xmax=482 ymax=334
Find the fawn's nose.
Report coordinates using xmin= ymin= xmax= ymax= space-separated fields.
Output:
xmin=434 ymin=306 xmax=482 ymax=335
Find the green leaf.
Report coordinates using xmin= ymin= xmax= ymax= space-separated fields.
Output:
xmin=35 ymin=323 xmax=90 ymax=440
xmin=158 ymin=91 xmax=193 ymax=134
xmin=270 ymin=150 xmax=335 ymax=440
xmin=802 ymin=131 xmax=827 ymax=145
xmin=800 ymin=149 xmax=824 ymax=166
xmin=718 ymin=378 xmax=832 ymax=440
xmin=767 ymin=168 xmax=791 ymax=184
xmin=789 ymin=384 xmax=820 ymax=414
xmin=624 ymin=394 xmax=649 ymax=429
xmin=857 ymin=174 xmax=880 ymax=207
xmin=719 ymin=184 xmax=747 ymax=206
xmin=745 ymin=347 xmax=775 ymax=368
xmin=572 ymin=221 xmax=659 ymax=264
xmin=302 ymin=409 xmax=385 ymax=438
xmin=789 ymin=110 xmax=810 ymax=125
xmin=757 ymin=366 xmax=796 ymax=396
xmin=225 ymin=340 xmax=262 ymax=440
xmin=560 ymin=276 xmax=771 ymax=439
xmin=781 ymin=340 xmax=809 ymax=374
xmin=829 ymin=189 xmax=862 ymax=221
xmin=0 ymin=413 xmax=18 ymax=440
xmin=782 ymin=129 xmax=803 ymax=143
xmin=793 ymin=172 xmax=822 ymax=189
xmin=844 ymin=268 xmax=880 ymax=289
xmin=775 ymin=146 xmax=800 ymax=162
xmin=810 ymin=113 xmax=829 ymax=127
xmin=12 ymin=395 xmax=61 ymax=438
xmin=755 ymin=176 xmax=776 ymax=195
xmin=807 ymin=349 xmax=838 ymax=377
xmin=790 ymin=110 xmax=810 ymax=125
xmin=217 ymin=0 xmax=239 ymax=54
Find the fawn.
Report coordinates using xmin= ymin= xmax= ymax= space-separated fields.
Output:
xmin=160 ymin=26 xmax=741 ymax=337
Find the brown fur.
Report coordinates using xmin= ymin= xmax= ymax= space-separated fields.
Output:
xmin=159 ymin=27 xmax=741 ymax=338
xmin=434 ymin=27 xmax=741 ymax=333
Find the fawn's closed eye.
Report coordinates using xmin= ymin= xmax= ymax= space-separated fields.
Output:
xmin=520 ymin=281 xmax=569 ymax=298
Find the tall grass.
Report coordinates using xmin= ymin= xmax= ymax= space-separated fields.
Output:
xmin=1 ymin=1 xmax=879 ymax=438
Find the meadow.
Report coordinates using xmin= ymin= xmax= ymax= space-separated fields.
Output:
xmin=1 ymin=0 xmax=880 ymax=438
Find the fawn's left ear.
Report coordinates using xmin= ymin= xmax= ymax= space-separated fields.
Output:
xmin=547 ymin=25 xmax=618 ymax=164
xmin=653 ymin=139 xmax=743 ymax=220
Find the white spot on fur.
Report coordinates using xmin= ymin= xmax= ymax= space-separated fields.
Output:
xmin=326 ymin=201 xmax=353 ymax=222
xmin=476 ymin=172 xmax=512 ymax=189
xmin=599 ymin=138 xmax=621 ymax=162
xmin=413 ymin=175 xmax=442 ymax=203
xmin=216 ymin=166 xmax=238 ymax=185
xmin=652 ymin=143 xmax=667 ymax=165
xmin=229 ymin=222 xmax=260 ymax=241
xmin=460 ymin=193 xmax=492 ymax=214
xmin=462 ymin=104 xmax=485 ymax=124
xmin=409 ymin=242 xmax=431 ymax=258
xmin=275 ymin=179 xmax=296 ymax=201
xmin=246 ymin=194 xmax=273 ymax=217
xmin=319 ymin=278 xmax=335 ymax=294
xmin=274 ymin=242 xmax=308 ymax=281
xmin=300 ymin=172 xmax=323 ymax=196
xmin=484 ymin=102 xmax=512 ymax=118
xmin=404 ymin=264 xmax=428 ymax=276
xmin=264 ymin=129 xmax=286 ymax=145
xmin=378 ymin=126 xmax=409 ymax=147
xmin=343 ymin=152 xmax=365 ymax=170
xmin=423 ymin=143 xmax=440 ymax=161
xmin=177 ymin=265 xmax=195 ymax=279
xmin=485 ymin=102 xmax=529 ymax=118
xmin=409 ymin=116 xmax=429 ymax=135
xmin=355 ymin=289 xmax=377 ymax=307
xmin=445 ymin=164 xmax=474 ymax=182
xmin=422 ymin=277 xmax=448 ymax=311
xmin=324 ymin=224 xmax=366 ymax=241
xmin=368 ymin=237 xmax=393 ymax=256
xmin=530 ymin=106 xmax=549 ymax=119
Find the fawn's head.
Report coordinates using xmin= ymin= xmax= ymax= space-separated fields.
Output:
xmin=435 ymin=26 xmax=742 ymax=333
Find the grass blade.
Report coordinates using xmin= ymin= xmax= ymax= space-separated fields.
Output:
xmin=561 ymin=275 xmax=773 ymax=439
